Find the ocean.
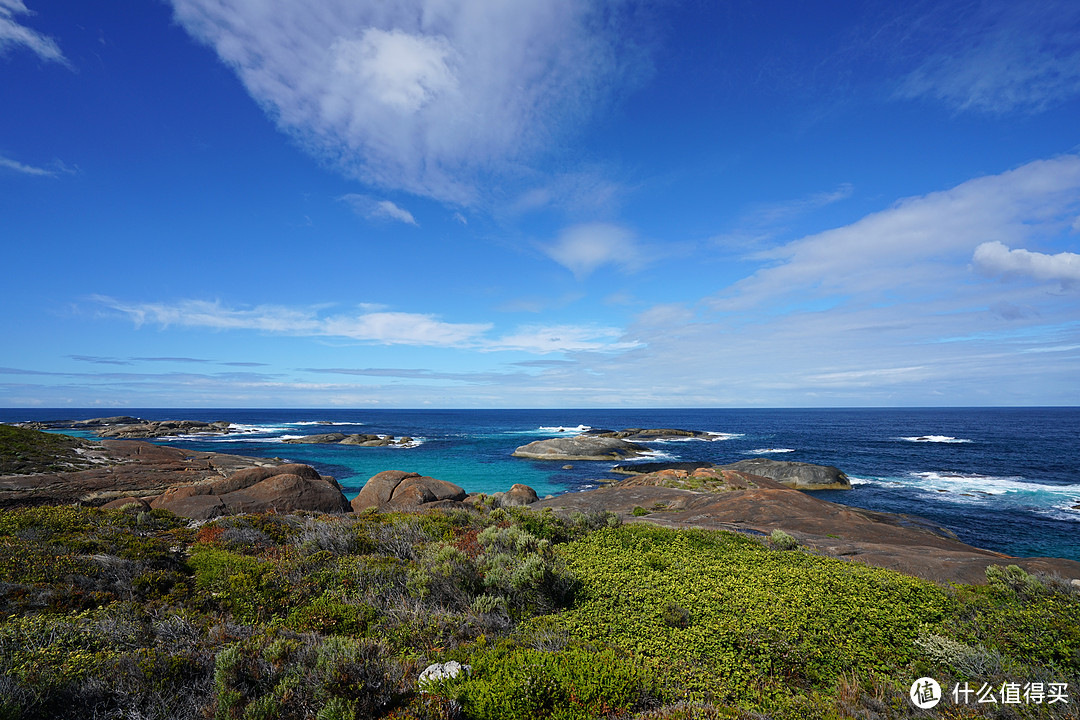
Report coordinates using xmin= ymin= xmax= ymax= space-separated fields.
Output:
xmin=3 ymin=407 xmax=1078 ymax=562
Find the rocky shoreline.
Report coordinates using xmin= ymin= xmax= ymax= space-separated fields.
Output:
xmin=3 ymin=424 xmax=1079 ymax=586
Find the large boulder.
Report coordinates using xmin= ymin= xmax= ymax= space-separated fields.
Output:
xmin=512 ymin=436 xmax=649 ymax=461
xmin=150 ymin=462 xmax=351 ymax=519
xmin=350 ymin=470 xmax=467 ymax=512
xmin=716 ymin=459 xmax=851 ymax=491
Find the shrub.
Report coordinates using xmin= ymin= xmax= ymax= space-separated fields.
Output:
xmin=768 ymin=529 xmax=799 ymax=551
xmin=431 ymin=640 xmax=662 ymax=720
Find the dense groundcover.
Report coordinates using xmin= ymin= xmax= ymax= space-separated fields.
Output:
xmin=0 ymin=503 xmax=1077 ymax=719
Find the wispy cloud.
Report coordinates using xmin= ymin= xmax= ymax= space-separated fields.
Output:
xmin=0 ymin=0 xmax=66 ymax=64
xmin=489 ymin=324 xmax=639 ymax=354
xmin=0 ymin=154 xmax=73 ymax=177
xmin=340 ymin=193 xmax=419 ymax=226
xmin=974 ymin=241 xmax=1080 ymax=287
xmin=94 ymin=296 xmax=491 ymax=347
xmin=895 ymin=0 xmax=1080 ymax=113
xmin=91 ymin=296 xmax=637 ymax=355
xmin=169 ymin=0 xmax=651 ymax=205
xmin=541 ymin=222 xmax=644 ymax=279
xmin=713 ymin=155 xmax=1080 ymax=312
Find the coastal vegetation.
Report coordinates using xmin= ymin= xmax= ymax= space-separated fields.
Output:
xmin=0 ymin=501 xmax=1077 ymax=719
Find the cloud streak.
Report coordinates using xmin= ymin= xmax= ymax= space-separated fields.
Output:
xmin=92 ymin=296 xmax=635 ymax=355
xmin=169 ymin=0 xmax=650 ymax=204
xmin=896 ymin=0 xmax=1080 ymax=113
xmin=0 ymin=0 xmax=66 ymax=64
xmin=340 ymin=193 xmax=419 ymax=225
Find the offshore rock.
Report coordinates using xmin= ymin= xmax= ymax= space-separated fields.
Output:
xmin=717 ymin=459 xmax=851 ymax=490
xmin=584 ymin=428 xmax=717 ymax=441
xmin=95 ymin=420 xmax=232 ymax=439
xmin=284 ymin=433 xmax=413 ymax=447
xmin=350 ymin=470 xmax=466 ymax=512
xmin=512 ymin=436 xmax=649 ymax=461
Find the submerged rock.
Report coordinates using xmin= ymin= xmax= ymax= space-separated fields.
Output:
xmin=284 ymin=433 xmax=412 ymax=447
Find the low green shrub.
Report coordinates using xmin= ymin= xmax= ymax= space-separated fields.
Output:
xmin=431 ymin=639 xmax=662 ymax=720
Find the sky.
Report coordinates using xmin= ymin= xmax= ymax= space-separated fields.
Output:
xmin=1 ymin=0 xmax=1079 ymax=408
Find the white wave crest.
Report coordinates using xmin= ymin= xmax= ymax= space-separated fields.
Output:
xmin=745 ymin=448 xmax=796 ymax=455
xmin=537 ymin=424 xmax=591 ymax=434
xmin=899 ymin=435 xmax=972 ymax=444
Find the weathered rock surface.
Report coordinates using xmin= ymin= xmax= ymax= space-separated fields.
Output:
xmin=584 ymin=428 xmax=718 ymax=441
xmin=512 ymin=436 xmax=649 ymax=461
xmin=0 ymin=434 xmax=349 ymax=518
xmin=350 ymin=470 xmax=467 ymax=512
xmin=610 ymin=461 xmax=715 ymax=475
xmin=17 ymin=417 xmax=233 ymax=438
xmin=716 ymin=458 xmax=851 ymax=490
xmin=533 ymin=468 xmax=1080 ymax=585
xmin=466 ymin=483 xmax=540 ymax=508
xmin=95 ymin=420 xmax=233 ymax=439
xmin=284 ymin=433 xmax=414 ymax=447
xmin=150 ymin=463 xmax=351 ymax=519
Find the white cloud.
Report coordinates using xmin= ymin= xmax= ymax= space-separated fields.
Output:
xmin=0 ymin=154 xmax=72 ymax=177
xmin=94 ymin=297 xmax=489 ymax=347
xmin=489 ymin=324 xmax=639 ymax=354
xmin=896 ymin=1 xmax=1080 ymax=113
xmin=713 ymin=155 xmax=1080 ymax=311
xmin=973 ymin=241 xmax=1080 ymax=286
xmin=92 ymin=296 xmax=640 ymax=355
xmin=340 ymin=193 xmax=419 ymax=225
xmin=542 ymin=222 xmax=643 ymax=279
xmin=0 ymin=0 xmax=66 ymax=64
xmin=169 ymin=0 xmax=648 ymax=204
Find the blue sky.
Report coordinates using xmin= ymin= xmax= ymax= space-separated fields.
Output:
xmin=2 ymin=0 xmax=1079 ymax=408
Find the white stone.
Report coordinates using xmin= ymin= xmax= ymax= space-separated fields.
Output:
xmin=418 ymin=661 xmax=471 ymax=691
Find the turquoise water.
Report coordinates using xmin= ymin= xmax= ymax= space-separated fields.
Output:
xmin=7 ymin=407 xmax=1080 ymax=561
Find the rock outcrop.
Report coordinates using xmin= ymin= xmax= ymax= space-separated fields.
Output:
xmin=532 ymin=467 xmax=1080 ymax=585
xmin=95 ymin=420 xmax=232 ymax=439
xmin=350 ymin=470 xmax=467 ymax=512
xmin=512 ymin=436 xmax=649 ymax=461
xmin=584 ymin=428 xmax=718 ymax=441
xmin=716 ymin=458 xmax=851 ymax=490
xmin=610 ymin=461 xmax=714 ymax=475
xmin=283 ymin=433 xmax=414 ymax=447
xmin=151 ymin=463 xmax=351 ymax=519
xmin=0 ymin=430 xmax=349 ymax=518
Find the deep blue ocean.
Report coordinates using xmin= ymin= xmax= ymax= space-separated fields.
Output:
xmin=3 ymin=408 xmax=1078 ymax=562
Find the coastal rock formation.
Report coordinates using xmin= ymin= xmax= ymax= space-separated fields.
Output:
xmin=0 ymin=428 xmax=349 ymax=518
xmin=717 ymin=458 xmax=851 ymax=490
xmin=532 ymin=468 xmax=1080 ymax=585
xmin=95 ymin=420 xmax=232 ymax=439
xmin=283 ymin=433 xmax=414 ymax=447
xmin=611 ymin=461 xmax=715 ymax=475
xmin=350 ymin=470 xmax=467 ymax=512
xmin=151 ymin=463 xmax=350 ymax=519
xmin=468 ymin=483 xmax=540 ymax=508
xmin=584 ymin=428 xmax=718 ymax=441
xmin=512 ymin=436 xmax=649 ymax=461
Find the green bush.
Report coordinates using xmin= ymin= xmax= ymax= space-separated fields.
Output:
xmin=539 ymin=524 xmax=950 ymax=707
xmin=432 ymin=640 xmax=661 ymax=720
